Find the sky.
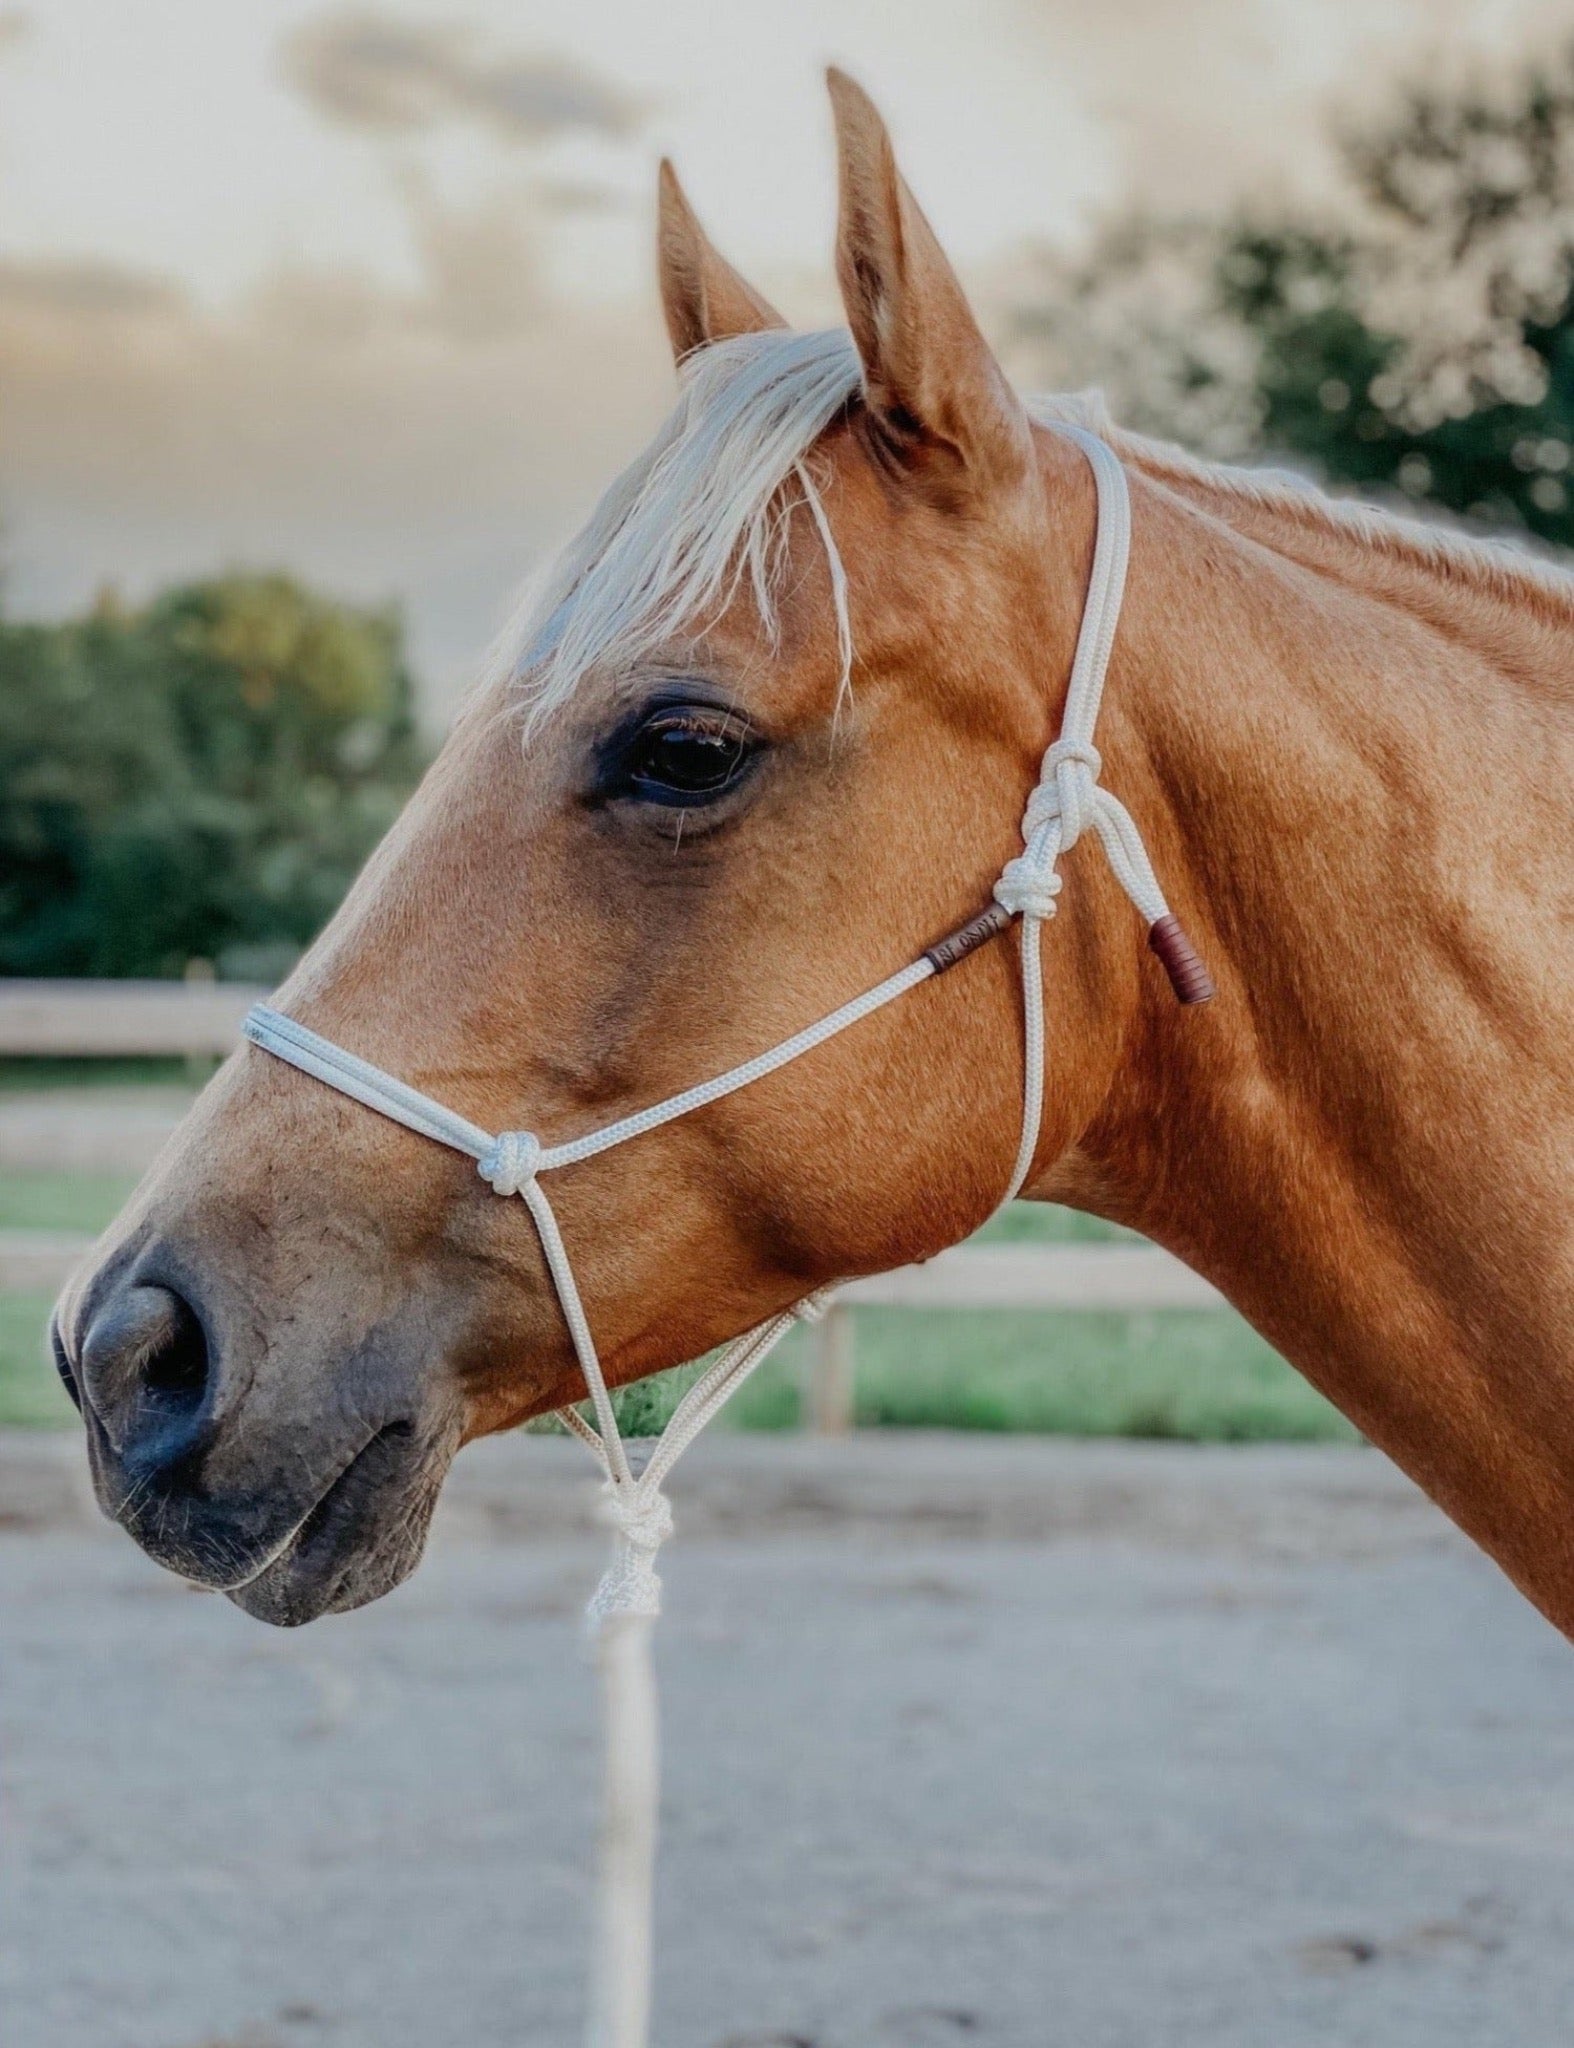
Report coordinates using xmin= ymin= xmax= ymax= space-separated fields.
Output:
xmin=2 ymin=0 xmax=1569 ymax=721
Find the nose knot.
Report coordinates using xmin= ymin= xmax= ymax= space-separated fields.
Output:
xmin=478 ymin=1129 xmax=542 ymax=1198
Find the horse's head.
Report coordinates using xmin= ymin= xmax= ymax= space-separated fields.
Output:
xmin=53 ymin=77 xmax=1137 ymax=1624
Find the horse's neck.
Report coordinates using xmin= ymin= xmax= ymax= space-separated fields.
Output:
xmin=1068 ymin=464 xmax=1574 ymax=1631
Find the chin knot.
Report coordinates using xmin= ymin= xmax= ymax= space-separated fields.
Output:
xmin=586 ymin=1482 xmax=676 ymax=1626
xmin=597 ymin=1482 xmax=675 ymax=1555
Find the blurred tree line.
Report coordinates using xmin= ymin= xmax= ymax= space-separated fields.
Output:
xmin=0 ymin=575 xmax=427 ymax=981
xmin=1014 ymin=42 xmax=1574 ymax=545
xmin=9 ymin=46 xmax=1572 ymax=989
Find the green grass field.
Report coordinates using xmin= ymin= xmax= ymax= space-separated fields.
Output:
xmin=0 ymin=1169 xmax=142 ymax=1232
xmin=0 ymin=1057 xmax=213 ymax=1094
xmin=0 ymin=1292 xmax=74 ymax=1427
xmin=0 ymin=1156 xmax=1352 ymax=1441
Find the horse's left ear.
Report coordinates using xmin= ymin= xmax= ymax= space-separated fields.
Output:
xmin=657 ymin=158 xmax=787 ymax=366
xmin=828 ymin=69 xmax=1033 ymax=502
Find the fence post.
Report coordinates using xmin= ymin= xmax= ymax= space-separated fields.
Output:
xmin=807 ymin=1301 xmax=857 ymax=1435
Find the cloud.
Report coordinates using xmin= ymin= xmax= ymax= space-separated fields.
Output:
xmin=281 ymin=11 xmax=638 ymax=145
xmin=0 ymin=256 xmax=183 ymax=319
xmin=393 ymin=168 xmax=545 ymax=340
xmin=0 ymin=228 xmax=671 ymax=725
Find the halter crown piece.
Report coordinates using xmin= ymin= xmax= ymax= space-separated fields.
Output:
xmin=242 ymin=422 xmax=1212 ymax=2048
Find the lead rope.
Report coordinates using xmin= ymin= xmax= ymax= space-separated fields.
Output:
xmin=240 ymin=423 xmax=1211 ymax=2048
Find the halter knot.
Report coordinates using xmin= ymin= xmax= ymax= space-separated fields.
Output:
xmin=1045 ymin=735 xmax=1103 ymax=778
xmin=597 ymin=1480 xmax=675 ymax=1554
xmin=478 ymin=1129 xmax=542 ymax=1198
xmin=1031 ymin=736 xmax=1103 ymax=851
xmin=996 ymin=734 xmax=1105 ymax=923
xmin=587 ymin=1481 xmax=676 ymax=1625
xmin=994 ymin=848 xmax=1064 ymax=923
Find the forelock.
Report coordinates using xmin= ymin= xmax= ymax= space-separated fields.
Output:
xmin=509 ymin=327 xmax=863 ymax=728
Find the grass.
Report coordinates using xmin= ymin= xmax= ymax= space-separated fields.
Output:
xmin=973 ymin=1202 xmax=1136 ymax=1245
xmin=0 ymin=1293 xmax=73 ymax=1427
xmin=601 ymin=1308 xmax=1353 ymax=1443
xmin=0 ymin=1169 xmax=141 ymax=1232
xmin=0 ymin=1055 xmax=212 ymax=1094
xmin=0 ymin=1166 xmax=140 ymax=1429
xmin=0 ymin=1158 xmax=1354 ymax=1443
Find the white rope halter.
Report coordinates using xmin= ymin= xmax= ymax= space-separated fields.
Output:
xmin=242 ymin=423 xmax=1211 ymax=2048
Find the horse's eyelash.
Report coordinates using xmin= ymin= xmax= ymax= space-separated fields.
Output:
xmin=645 ymin=710 xmax=747 ymax=741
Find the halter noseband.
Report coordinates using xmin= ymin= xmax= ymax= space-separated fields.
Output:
xmin=242 ymin=421 xmax=1211 ymax=2048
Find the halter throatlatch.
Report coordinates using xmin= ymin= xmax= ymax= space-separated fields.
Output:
xmin=241 ymin=423 xmax=1210 ymax=2048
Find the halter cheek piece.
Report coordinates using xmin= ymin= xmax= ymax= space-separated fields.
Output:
xmin=243 ymin=423 xmax=1211 ymax=2048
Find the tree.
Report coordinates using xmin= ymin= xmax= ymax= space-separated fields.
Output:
xmin=1013 ymin=42 xmax=1574 ymax=546
xmin=0 ymin=574 xmax=427 ymax=979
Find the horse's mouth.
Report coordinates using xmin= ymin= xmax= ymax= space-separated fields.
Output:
xmin=223 ymin=1421 xmax=450 ymax=1629
xmin=60 ymin=1256 xmax=467 ymax=1629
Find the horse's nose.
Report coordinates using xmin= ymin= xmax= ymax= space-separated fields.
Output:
xmin=78 ymin=1281 xmax=212 ymax=1462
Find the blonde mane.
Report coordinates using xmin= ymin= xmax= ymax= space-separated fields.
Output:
xmin=1047 ymin=392 xmax=1574 ymax=621
xmin=503 ymin=326 xmax=1574 ymax=720
xmin=509 ymin=328 xmax=860 ymax=727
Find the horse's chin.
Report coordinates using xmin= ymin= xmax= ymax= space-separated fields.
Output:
xmin=224 ymin=1422 xmax=453 ymax=1628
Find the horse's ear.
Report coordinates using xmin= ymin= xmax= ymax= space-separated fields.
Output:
xmin=657 ymin=159 xmax=787 ymax=366
xmin=828 ymin=69 xmax=1032 ymax=499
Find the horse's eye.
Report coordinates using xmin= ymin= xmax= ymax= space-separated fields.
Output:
xmin=622 ymin=709 xmax=757 ymax=805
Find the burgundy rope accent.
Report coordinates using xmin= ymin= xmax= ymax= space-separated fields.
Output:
xmin=1147 ymin=914 xmax=1215 ymax=1005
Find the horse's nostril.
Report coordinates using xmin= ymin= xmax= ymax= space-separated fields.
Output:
xmin=141 ymin=1301 xmax=208 ymax=1400
xmin=80 ymin=1284 xmax=211 ymax=1438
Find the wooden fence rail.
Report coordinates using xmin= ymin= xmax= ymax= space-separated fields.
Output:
xmin=807 ymin=1246 xmax=1224 ymax=1432
xmin=0 ymin=979 xmax=267 ymax=1058
xmin=1 ymin=981 xmax=1226 ymax=1435
xmin=2 ymin=1231 xmax=1224 ymax=1434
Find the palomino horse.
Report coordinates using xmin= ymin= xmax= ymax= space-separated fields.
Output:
xmin=56 ymin=74 xmax=1574 ymax=1651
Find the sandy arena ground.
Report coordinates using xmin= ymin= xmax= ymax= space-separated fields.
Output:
xmin=3 ymin=1434 xmax=1573 ymax=2048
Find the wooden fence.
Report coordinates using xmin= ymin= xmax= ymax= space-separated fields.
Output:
xmin=1 ymin=981 xmax=1224 ymax=1431
xmin=0 ymin=979 xmax=267 ymax=1057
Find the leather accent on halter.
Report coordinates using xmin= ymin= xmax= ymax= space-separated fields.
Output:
xmin=1148 ymin=914 xmax=1216 ymax=1005
xmin=922 ymin=901 xmax=1013 ymax=974
xmin=924 ymin=899 xmax=1215 ymax=1008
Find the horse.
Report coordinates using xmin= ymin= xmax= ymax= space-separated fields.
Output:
xmin=54 ymin=71 xmax=1574 ymax=1652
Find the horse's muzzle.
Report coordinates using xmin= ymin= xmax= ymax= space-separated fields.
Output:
xmin=54 ymin=1246 xmax=461 ymax=1627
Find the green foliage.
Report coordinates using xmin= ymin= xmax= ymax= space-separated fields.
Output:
xmin=1219 ymin=223 xmax=1574 ymax=544
xmin=0 ymin=574 xmax=428 ymax=979
xmin=0 ymin=1168 xmax=140 ymax=1231
xmin=1019 ymin=41 xmax=1574 ymax=547
xmin=0 ymin=1293 xmax=73 ymax=1427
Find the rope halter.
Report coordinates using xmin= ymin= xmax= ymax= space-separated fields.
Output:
xmin=240 ymin=421 xmax=1212 ymax=2048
